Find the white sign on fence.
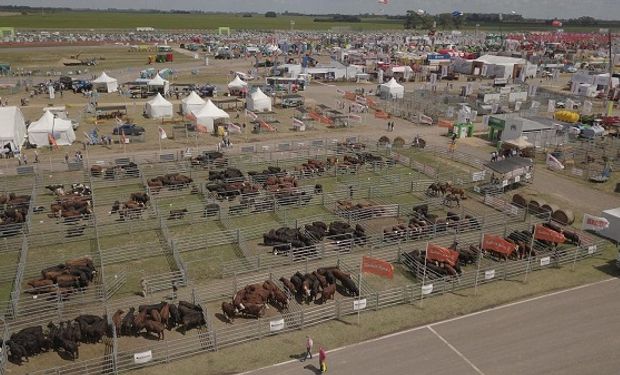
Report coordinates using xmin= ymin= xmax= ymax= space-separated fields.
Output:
xmin=540 ymin=256 xmax=551 ymax=266
xmin=353 ymin=298 xmax=367 ymax=311
xmin=421 ymin=284 xmax=433 ymax=295
xmin=502 ymin=179 xmax=509 ymax=187
xmin=514 ymin=175 xmax=521 ymax=183
xmin=134 ymin=350 xmax=153 ymax=364
xmin=484 ymin=270 xmax=496 ymax=280
xmin=587 ymin=245 xmax=597 ymax=255
xmin=472 ymin=171 xmax=486 ymax=182
xmin=270 ymin=318 xmax=285 ymax=332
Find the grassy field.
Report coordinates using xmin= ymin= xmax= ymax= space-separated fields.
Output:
xmin=0 ymin=11 xmax=610 ymax=31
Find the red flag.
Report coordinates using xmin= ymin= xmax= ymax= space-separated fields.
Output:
xmin=196 ymin=124 xmax=209 ymax=133
xmin=482 ymin=234 xmax=517 ymax=256
xmin=120 ymin=130 xmax=127 ymax=144
xmin=535 ymin=224 xmax=566 ymax=243
xmin=361 ymin=256 xmax=394 ymax=279
xmin=426 ymin=243 xmax=459 ymax=267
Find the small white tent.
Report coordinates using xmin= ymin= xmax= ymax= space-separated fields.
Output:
xmin=145 ymin=93 xmax=173 ymax=118
xmin=379 ymin=78 xmax=404 ymax=99
xmin=190 ymin=100 xmax=230 ymax=133
xmin=148 ymin=74 xmax=170 ymax=95
xmin=0 ymin=107 xmax=27 ymax=151
xmin=246 ymin=88 xmax=272 ymax=112
xmin=92 ymin=72 xmax=118 ymax=93
xmin=227 ymin=75 xmax=248 ymax=95
xmin=28 ymin=111 xmax=76 ymax=147
xmin=181 ymin=91 xmax=206 ymax=115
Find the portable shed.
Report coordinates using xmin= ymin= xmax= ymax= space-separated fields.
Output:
xmin=28 ymin=111 xmax=76 ymax=147
xmin=145 ymin=93 xmax=173 ymax=118
xmin=92 ymin=72 xmax=118 ymax=93
xmin=148 ymin=74 xmax=170 ymax=95
xmin=189 ymin=100 xmax=230 ymax=133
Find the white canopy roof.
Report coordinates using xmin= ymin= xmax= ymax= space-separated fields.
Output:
xmin=181 ymin=91 xmax=207 ymax=115
xmin=92 ymin=72 xmax=117 ymax=83
xmin=246 ymin=88 xmax=272 ymax=112
xmin=148 ymin=74 xmax=168 ymax=86
xmin=190 ymin=100 xmax=230 ymax=133
xmin=28 ymin=111 xmax=76 ymax=147
xmin=146 ymin=93 xmax=173 ymax=118
xmin=0 ymin=107 xmax=27 ymax=149
xmin=382 ymin=77 xmax=404 ymax=88
xmin=379 ymin=78 xmax=405 ymax=99
xmin=228 ymin=75 xmax=248 ymax=89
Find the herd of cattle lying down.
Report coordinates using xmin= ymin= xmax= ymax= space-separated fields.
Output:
xmin=26 ymin=256 xmax=97 ymax=295
xmin=147 ymin=173 xmax=194 ymax=191
xmin=221 ymin=266 xmax=359 ymax=322
xmin=2 ymin=301 xmax=205 ymax=365
xmin=407 ymin=222 xmax=583 ymax=277
xmin=0 ymin=192 xmax=31 ymax=233
xmin=109 ymin=192 xmax=150 ymax=221
xmin=263 ymin=221 xmax=367 ymax=255
xmin=89 ymin=162 xmax=139 ymax=179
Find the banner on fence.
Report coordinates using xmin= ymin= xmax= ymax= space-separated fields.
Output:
xmin=421 ymin=284 xmax=433 ymax=295
xmin=588 ymin=245 xmax=597 ymax=255
xmin=362 ymin=256 xmax=394 ymax=279
xmin=535 ymin=224 xmax=566 ymax=243
xmin=353 ymin=298 xmax=367 ymax=311
xmin=418 ymin=113 xmax=433 ymax=125
xmin=356 ymin=95 xmax=368 ymax=105
xmin=546 ymin=153 xmax=564 ymax=171
xmin=270 ymin=318 xmax=285 ymax=332
xmin=472 ymin=171 xmax=486 ymax=182
xmin=426 ymin=243 xmax=459 ymax=267
xmin=245 ymin=109 xmax=258 ymax=121
xmin=437 ymin=119 xmax=453 ymax=128
xmin=540 ymin=256 xmax=551 ymax=266
xmin=482 ymin=234 xmax=517 ymax=255
xmin=484 ymin=269 xmax=496 ymax=280
xmin=134 ymin=350 xmax=153 ymax=364
xmin=581 ymin=214 xmax=610 ymax=231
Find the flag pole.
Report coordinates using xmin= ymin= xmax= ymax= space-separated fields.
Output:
xmin=524 ymin=224 xmax=537 ymax=282
xmin=357 ymin=261 xmax=362 ymax=326
xmin=474 ymin=233 xmax=484 ymax=295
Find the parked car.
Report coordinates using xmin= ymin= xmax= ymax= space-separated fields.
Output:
xmin=113 ymin=124 xmax=145 ymax=136
xmin=281 ymin=95 xmax=304 ymax=108
xmin=198 ymin=84 xmax=217 ymax=97
xmin=72 ymin=80 xmax=92 ymax=93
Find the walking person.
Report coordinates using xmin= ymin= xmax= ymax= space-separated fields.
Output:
xmin=64 ymin=153 xmax=69 ymax=164
xmin=34 ymin=150 xmax=39 ymax=163
xmin=302 ymin=335 xmax=313 ymax=362
xmin=319 ymin=346 xmax=327 ymax=373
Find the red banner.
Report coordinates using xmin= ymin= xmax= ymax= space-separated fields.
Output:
xmin=482 ymin=234 xmax=517 ymax=256
xmin=426 ymin=244 xmax=459 ymax=267
xmin=535 ymin=224 xmax=566 ymax=243
xmin=362 ymin=256 xmax=394 ymax=279
xmin=437 ymin=119 xmax=454 ymax=128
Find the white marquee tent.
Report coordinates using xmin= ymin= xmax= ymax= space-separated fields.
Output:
xmin=28 ymin=111 xmax=76 ymax=147
xmin=0 ymin=107 xmax=26 ymax=152
xmin=181 ymin=91 xmax=206 ymax=115
xmin=227 ymin=75 xmax=248 ymax=94
xmin=246 ymin=88 xmax=272 ymax=112
xmin=148 ymin=74 xmax=170 ymax=95
xmin=92 ymin=72 xmax=118 ymax=93
xmin=145 ymin=93 xmax=173 ymax=118
xmin=190 ymin=100 xmax=230 ymax=133
xmin=379 ymin=78 xmax=404 ymax=99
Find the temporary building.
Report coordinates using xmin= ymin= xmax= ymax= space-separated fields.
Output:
xmin=92 ymin=72 xmax=118 ymax=93
xmin=246 ymin=88 xmax=272 ymax=112
xmin=190 ymin=100 xmax=230 ymax=133
xmin=472 ymin=55 xmax=536 ymax=79
xmin=0 ymin=106 xmax=26 ymax=151
xmin=28 ymin=111 xmax=76 ymax=147
xmin=379 ymin=78 xmax=404 ymax=99
xmin=148 ymin=74 xmax=170 ymax=95
xmin=181 ymin=91 xmax=206 ymax=115
xmin=227 ymin=75 xmax=248 ymax=95
xmin=145 ymin=93 xmax=173 ymax=118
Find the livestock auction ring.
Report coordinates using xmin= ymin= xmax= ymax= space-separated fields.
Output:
xmin=0 ymin=139 xmax=606 ymax=375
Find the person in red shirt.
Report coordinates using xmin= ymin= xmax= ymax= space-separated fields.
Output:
xmin=319 ymin=347 xmax=327 ymax=373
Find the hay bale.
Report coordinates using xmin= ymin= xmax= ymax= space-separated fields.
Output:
xmin=393 ymin=137 xmax=405 ymax=148
xmin=541 ymin=203 xmax=560 ymax=214
xmin=512 ymin=193 xmax=528 ymax=208
xmin=552 ymin=209 xmax=575 ymax=225
xmin=378 ymin=136 xmax=391 ymax=145
xmin=527 ymin=198 xmax=546 ymax=214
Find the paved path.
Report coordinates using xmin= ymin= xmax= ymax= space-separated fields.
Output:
xmin=242 ymin=278 xmax=620 ymax=375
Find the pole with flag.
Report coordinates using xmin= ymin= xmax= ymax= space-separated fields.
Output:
xmin=474 ymin=231 xmax=485 ymax=295
xmin=158 ymin=126 xmax=167 ymax=153
xmin=420 ymin=241 xmax=429 ymax=305
xmin=524 ymin=224 xmax=537 ymax=282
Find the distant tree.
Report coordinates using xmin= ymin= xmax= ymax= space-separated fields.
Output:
xmin=265 ymin=11 xmax=277 ymax=18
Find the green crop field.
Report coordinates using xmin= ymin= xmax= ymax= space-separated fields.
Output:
xmin=0 ymin=12 xmax=404 ymax=30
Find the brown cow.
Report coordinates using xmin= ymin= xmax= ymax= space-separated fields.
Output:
xmin=319 ymin=284 xmax=336 ymax=304
xmin=149 ymin=309 xmax=162 ymax=323
xmin=143 ymin=320 xmax=165 ymax=340
xmin=160 ymin=303 xmax=170 ymax=328
xmin=112 ymin=309 xmax=124 ymax=334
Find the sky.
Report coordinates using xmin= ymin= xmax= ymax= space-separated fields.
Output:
xmin=3 ymin=0 xmax=620 ymax=20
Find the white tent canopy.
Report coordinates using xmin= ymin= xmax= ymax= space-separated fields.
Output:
xmin=181 ymin=91 xmax=206 ymax=115
xmin=246 ymin=88 xmax=272 ymax=112
xmin=379 ymin=78 xmax=404 ymax=99
xmin=148 ymin=74 xmax=170 ymax=95
xmin=28 ymin=111 xmax=76 ymax=147
xmin=92 ymin=72 xmax=118 ymax=93
xmin=145 ymin=93 xmax=173 ymax=118
xmin=0 ymin=107 xmax=27 ymax=152
xmin=190 ymin=100 xmax=230 ymax=133
xmin=228 ymin=75 xmax=248 ymax=90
